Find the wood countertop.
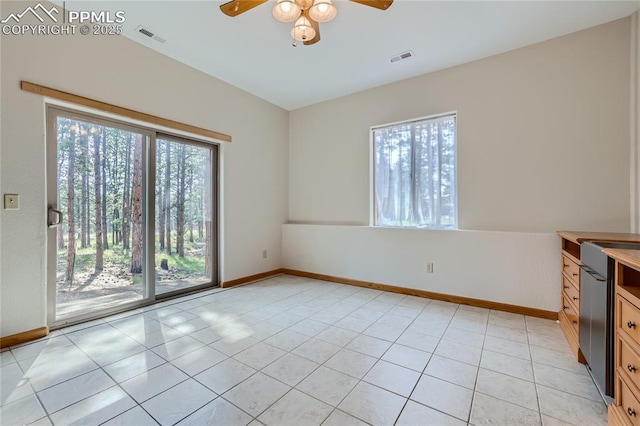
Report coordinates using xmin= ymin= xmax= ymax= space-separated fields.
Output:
xmin=557 ymin=231 xmax=640 ymax=245
xmin=603 ymin=248 xmax=640 ymax=271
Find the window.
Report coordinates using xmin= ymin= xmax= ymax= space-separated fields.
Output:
xmin=47 ymin=106 xmax=219 ymax=325
xmin=372 ymin=113 xmax=457 ymax=228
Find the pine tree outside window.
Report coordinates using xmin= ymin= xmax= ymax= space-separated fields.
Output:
xmin=372 ymin=113 xmax=457 ymax=228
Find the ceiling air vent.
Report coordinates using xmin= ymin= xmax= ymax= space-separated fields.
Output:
xmin=136 ymin=26 xmax=167 ymax=43
xmin=389 ymin=50 xmax=414 ymax=63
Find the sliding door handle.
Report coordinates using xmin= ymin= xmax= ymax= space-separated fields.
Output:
xmin=48 ymin=208 xmax=63 ymax=228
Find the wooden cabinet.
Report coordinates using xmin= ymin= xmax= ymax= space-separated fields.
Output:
xmin=605 ymin=249 xmax=640 ymax=425
xmin=620 ymin=297 xmax=640 ymax=346
xmin=562 ymin=275 xmax=580 ymax=309
xmin=562 ymin=293 xmax=580 ymax=337
xmin=619 ymin=338 xmax=640 ymax=392
xmin=558 ymin=234 xmax=583 ymax=362
xmin=562 ymin=253 xmax=581 ymax=283
xmin=557 ymin=232 xmax=640 ymax=364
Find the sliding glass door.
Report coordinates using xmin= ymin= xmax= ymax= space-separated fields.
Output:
xmin=47 ymin=107 xmax=218 ymax=326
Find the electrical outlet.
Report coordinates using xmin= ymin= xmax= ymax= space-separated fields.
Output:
xmin=4 ymin=194 xmax=19 ymax=210
xmin=426 ymin=262 xmax=434 ymax=273
xmin=263 ymin=250 xmax=268 ymax=259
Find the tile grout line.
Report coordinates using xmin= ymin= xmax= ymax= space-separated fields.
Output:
xmin=185 ymin=282 xmax=374 ymax=424
xmin=389 ymin=298 xmax=457 ymax=426
xmin=460 ymin=305 xmax=489 ymax=425
xmin=227 ymin=287 xmax=404 ymax=424
xmin=5 ymin=278 xmax=587 ymax=426
xmin=526 ymin=317 xmax=546 ymax=426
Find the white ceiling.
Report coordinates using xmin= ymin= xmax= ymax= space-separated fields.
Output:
xmin=64 ymin=1 xmax=639 ymax=110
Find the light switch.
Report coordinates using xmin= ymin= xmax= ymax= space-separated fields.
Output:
xmin=4 ymin=194 xmax=19 ymax=210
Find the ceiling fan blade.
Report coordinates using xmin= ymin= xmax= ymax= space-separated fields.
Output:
xmin=304 ymin=13 xmax=320 ymax=46
xmin=349 ymin=0 xmax=394 ymax=10
xmin=220 ymin=0 xmax=268 ymax=17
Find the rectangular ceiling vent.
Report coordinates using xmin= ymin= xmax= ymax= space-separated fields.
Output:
xmin=389 ymin=50 xmax=414 ymax=63
xmin=136 ymin=26 xmax=167 ymax=43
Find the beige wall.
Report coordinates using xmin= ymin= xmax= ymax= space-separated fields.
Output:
xmin=285 ymin=18 xmax=631 ymax=312
xmin=283 ymin=225 xmax=560 ymax=311
xmin=0 ymin=1 xmax=289 ymax=337
xmin=289 ymin=18 xmax=631 ymax=233
xmin=0 ymin=4 xmax=633 ymax=336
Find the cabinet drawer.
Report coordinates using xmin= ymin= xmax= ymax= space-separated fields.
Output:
xmin=620 ymin=378 xmax=640 ymax=426
xmin=620 ymin=297 xmax=640 ymax=347
xmin=562 ymin=275 xmax=580 ymax=311
xmin=610 ymin=404 xmax=632 ymax=426
xmin=558 ymin=310 xmax=582 ymax=362
xmin=621 ymin=337 xmax=640 ymax=392
xmin=562 ymin=254 xmax=580 ymax=286
xmin=562 ymin=294 xmax=579 ymax=337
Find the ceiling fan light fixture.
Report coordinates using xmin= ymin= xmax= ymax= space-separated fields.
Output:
xmin=309 ymin=0 xmax=337 ymax=22
xmin=272 ymin=0 xmax=302 ymax=22
xmin=290 ymin=15 xmax=316 ymax=41
xmin=220 ymin=0 xmax=394 ymax=46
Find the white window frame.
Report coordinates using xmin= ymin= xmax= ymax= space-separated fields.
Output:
xmin=370 ymin=112 xmax=458 ymax=229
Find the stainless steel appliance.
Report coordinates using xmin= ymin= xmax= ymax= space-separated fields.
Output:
xmin=580 ymin=241 xmax=640 ymax=402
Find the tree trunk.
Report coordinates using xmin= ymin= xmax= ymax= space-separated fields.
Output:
xmin=113 ymin=208 xmax=120 ymax=247
xmin=158 ymin=185 xmax=165 ymax=250
xmin=122 ymin=134 xmax=132 ymax=250
xmin=436 ymin=121 xmax=443 ymax=225
xmin=411 ymin=124 xmax=422 ymax=224
xmin=398 ymin=139 xmax=405 ymax=223
xmin=80 ymin=133 xmax=88 ymax=249
xmin=164 ymin=142 xmax=172 ymax=255
xmin=101 ymin=128 xmax=109 ymax=250
xmin=93 ymin=131 xmax=104 ymax=272
xmin=85 ymin=132 xmax=91 ymax=247
xmin=66 ymin=129 xmax=77 ymax=283
xmin=198 ymin=172 xmax=203 ymax=240
xmin=383 ymin=141 xmax=394 ymax=220
xmin=57 ymin=226 xmax=65 ymax=249
xmin=176 ymin=145 xmax=186 ymax=257
xmin=130 ymin=135 xmax=144 ymax=274
xmin=112 ymin=132 xmax=121 ymax=246
xmin=187 ymin=166 xmax=194 ymax=244
xmin=158 ymin=142 xmax=165 ymax=251
xmin=204 ymin=151 xmax=212 ymax=279
xmin=57 ymin=154 xmax=65 ymax=249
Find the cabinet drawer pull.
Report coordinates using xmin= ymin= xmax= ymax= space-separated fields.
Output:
xmin=563 ymin=264 xmax=569 ymax=268
xmin=572 ymin=296 xmax=578 ymax=301
xmin=629 ymin=321 xmax=637 ymax=329
xmin=563 ymin=285 xmax=570 ymax=289
xmin=629 ymin=407 xmax=636 ymax=417
xmin=572 ymin=273 xmax=578 ymax=277
xmin=628 ymin=364 xmax=637 ymax=373
xmin=563 ymin=306 xmax=569 ymax=310
xmin=572 ymin=320 xmax=577 ymax=325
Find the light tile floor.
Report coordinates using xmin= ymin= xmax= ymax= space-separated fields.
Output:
xmin=0 ymin=275 xmax=607 ymax=426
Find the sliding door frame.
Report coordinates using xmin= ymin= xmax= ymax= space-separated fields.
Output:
xmin=46 ymin=105 xmax=220 ymax=329
xmin=153 ymin=133 xmax=219 ymax=300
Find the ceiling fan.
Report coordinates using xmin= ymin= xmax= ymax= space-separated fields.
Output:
xmin=220 ymin=0 xmax=394 ymax=46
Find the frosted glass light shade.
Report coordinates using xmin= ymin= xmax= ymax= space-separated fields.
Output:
xmin=309 ymin=0 xmax=336 ymax=22
xmin=272 ymin=0 xmax=301 ymax=22
xmin=290 ymin=16 xmax=316 ymax=41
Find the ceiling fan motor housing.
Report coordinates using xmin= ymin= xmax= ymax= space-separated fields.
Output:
xmin=220 ymin=0 xmax=394 ymax=46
